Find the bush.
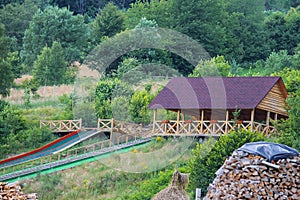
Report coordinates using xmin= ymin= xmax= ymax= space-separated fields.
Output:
xmin=188 ymin=130 xmax=265 ymax=195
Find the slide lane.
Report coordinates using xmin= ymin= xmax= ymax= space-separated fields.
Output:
xmin=1 ymin=138 xmax=151 ymax=182
xmin=0 ymin=129 xmax=101 ymax=169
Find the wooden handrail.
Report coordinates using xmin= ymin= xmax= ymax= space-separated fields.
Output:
xmin=152 ymin=120 xmax=277 ymax=135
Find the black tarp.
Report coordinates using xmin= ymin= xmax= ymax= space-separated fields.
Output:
xmin=238 ymin=141 xmax=299 ymax=161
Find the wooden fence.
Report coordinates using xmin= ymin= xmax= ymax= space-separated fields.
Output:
xmin=152 ymin=120 xmax=277 ymax=136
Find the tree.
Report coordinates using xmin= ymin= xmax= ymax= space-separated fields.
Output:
xmin=32 ymin=41 xmax=68 ymax=86
xmin=276 ymin=87 xmax=300 ymax=151
xmin=0 ymin=24 xmax=14 ymax=97
xmin=21 ymin=6 xmax=88 ymax=69
xmin=129 ymin=90 xmax=153 ymax=124
xmin=0 ymin=0 xmax=38 ymax=51
xmin=189 ymin=56 xmax=231 ymax=77
xmin=91 ymin=2 xmax=125 ymax=45
xmin=285 ymin=7 xmax=300 ymax=54
xmin=264 ymin=11 xmax=288 ymax=53
xmin=95 ymin=78 xmax=133 ymax=119
xmin=125 ymin=0 xmax=173 ymax=29
xmin=264 ymin=50 xmax=293 ymax=74
xmin=225 ymin=0 xmax=269 ymax=64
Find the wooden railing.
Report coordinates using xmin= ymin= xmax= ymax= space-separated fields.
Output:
xmin=152 ymin=120 xmax=277 ymax=136
xmin=97 ymin=119 xmax=147 ymax=138
xmin=40 ymin=119 xmax=82 ymax=132
xmin=0 ymin=139 xmax=110 ymax=176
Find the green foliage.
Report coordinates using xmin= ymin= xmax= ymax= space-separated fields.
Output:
xmin=0 ymin=0 xmax=38 ymax=51
xmin=57 ymin=94 xmax=73 ymax=119
xmin=125 ymin=0 xmax=172 ymax=29
xmin=21 ymin=6 xmax=88 ymax=67
xmin=126 ymin=166 xmax=189 ymax=200
xmin=275 ymin=87 xmax=300 ymax=151
xmin=0 ymin=24 xmax=14 ymax=97
xmin=0 ymin=60 xmax=14 ymax=97
xmin=189 ymin=56 xmax=231 ymax=77
xmin=73 ymin=102 xmax=97 ymax=127
xmin=264 ymin=50 xmax=293 ymax=73
xmin=111 ymin=96 xmax=130 ymax=121
xmin=129 ymin=90 xmax=153 ymax=124
xmin=95 ymin=78 xmax=133 ymax=119
xmin=115 ymin=57 xmax=140 ymax=79
xmin=32 ymin=41 xmax=68 ymax=86
xmin=91 ymin=2 xmax=125 ymax=45
xmin=0 ymin=104 xmax=27 ymax=139
xmin=272 ymin=68 xmax=300 ymax=93
xmin=35 ymin=173 xmax=63 ymax=199
xmin=189 ymin=130 xmax=265 ymax=195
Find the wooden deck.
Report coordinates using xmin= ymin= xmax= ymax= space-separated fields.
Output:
xmin=152 ymin=120 xmax=278 ymax=136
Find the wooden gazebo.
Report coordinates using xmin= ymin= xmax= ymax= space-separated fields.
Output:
xmin=148 ymin=77 xmax=288 ymax=136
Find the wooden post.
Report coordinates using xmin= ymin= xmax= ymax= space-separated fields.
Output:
xmin=250 ymin=109 xmax=255 ymax=132
xmin=225 ymin=110 xmax=229 ymax=134
xmin=176 ymin=110 xmax=180 ymax=134
xmin=266 ymin=111 xmax=270 ymax=127
xmin=200 ymin=110 xmax=204 ymax=133
xmin=152 ymin=109 xmax=157 ymax=133
xmin=274 ymin=113 xmax=278 ymax=121
xmin=110 ymin=118 xmax=114 ymax=147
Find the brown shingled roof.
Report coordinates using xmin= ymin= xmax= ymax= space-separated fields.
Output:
xmin=148 ymin=77 xmax=286 ymax=110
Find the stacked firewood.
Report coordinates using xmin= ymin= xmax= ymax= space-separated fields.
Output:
xmin=205 ymin=150 xmax=300 ymax=199
xmin=0 ymin=182 xmax=38 ymax=200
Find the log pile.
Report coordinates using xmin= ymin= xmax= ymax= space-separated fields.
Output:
xmin=205 ymin=150 xmax=300 ymax=200
xmin=0 ymin=182 xmax=38 ymax=200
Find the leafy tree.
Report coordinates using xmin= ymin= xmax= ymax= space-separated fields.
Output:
xmin=0 ymin=104 xmax=27 ymax=140
xmin=129 ymin=90 xmax=153 ymax=124
xmin=21 ymin=6 xmax=88 ymax=68
xmin=172 ymin=0 xmax=230 ymax=58
xmin=285 ymin=6 xmax=300 ymax=54
xmin=115 ymin=57 xmax=140 ymax=79
xmin=189 ymin=56 xmax=231 ymax=77
xmin=225 ymin=0 xmax=269 ymax=64
xmin=264 ymin=50 xmax=293 ymax=74
xmin=111 ymin=96 xmax=131 ymax=121
xmin=0 ymin=0 xmax=38 ymax=51
xmin=0 ymin=24 xmax=14 ymax=97
xmin=95 ymin=78 xmax=133 ymax=119
xmin=125 ymin=0 xmax=173 ymax=29
xmin=6 ymin=51 xmax=22 ymax=78
xmin=272 ymin=68 xmax=300 ymax=93
xmin=276 ymin=87 xmax=300 ymax=151
xmin=189 ymin=130 xmax=264 ymax=195
xmin=264 ymin=12 xmax=288 ymax=53
xmin=91 ymin=2 xmax=125 ymax=45
xmin=32 ymin=41 xmax=68 ymax=86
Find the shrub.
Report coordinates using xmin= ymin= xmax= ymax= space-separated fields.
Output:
xmin=188 ymin=130 xmax=265 ymax=195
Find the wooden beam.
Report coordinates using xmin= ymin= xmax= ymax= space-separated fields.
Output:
xmin=176 ymin=110 xmax=180 ymax=134
xmin=152 ymin=109 xmax=157 ymax=133
xmin=266 ymin=111 xmax=270 ymax=127
xmin=200 ymin=110 xmax=204 ymax=133
xmin=250 ymin=109 xmax=255 ymax=132
xmin=225 ymin=110 xmax=229 ymax=134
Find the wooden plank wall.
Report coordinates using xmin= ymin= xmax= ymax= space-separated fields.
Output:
xmin=257 ymin=83 xmax=288 ymax=116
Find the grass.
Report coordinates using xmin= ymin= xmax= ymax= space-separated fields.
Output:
xmin=21 ymin=138 xmax=194 ymax=200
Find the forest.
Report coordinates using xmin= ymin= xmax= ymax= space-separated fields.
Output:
xmin=0 ymin=0 xmax=300 ymax=199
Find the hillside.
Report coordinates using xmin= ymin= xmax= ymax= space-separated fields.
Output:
xmin=0 ymin=0 xmax=300 ymax=199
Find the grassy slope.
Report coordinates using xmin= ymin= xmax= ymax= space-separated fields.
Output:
xmin=22 ymin=139 xmax=193 ymax=200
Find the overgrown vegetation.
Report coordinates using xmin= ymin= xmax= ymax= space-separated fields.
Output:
xmin=0 ymin=0 xmax=300 ymax=199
